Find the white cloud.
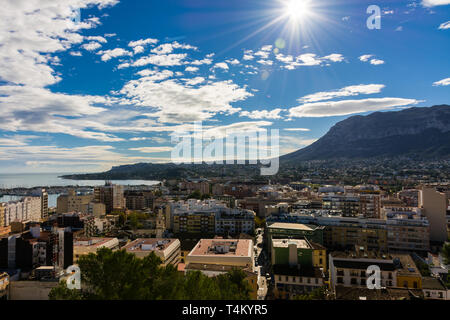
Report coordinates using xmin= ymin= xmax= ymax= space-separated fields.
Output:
xmin=240 ymin=108 xmax=284 ymax=119
xmin=370 ymin=59 xmax=385 ymax=65
xmin=359 ymin=54 xmax=373 ymax=62
xmin=433 ymin=77 xmax=450 ymax=86
xmin=81 ymin=42 xmax=102 ymax=51
xmin=213 ymin=62 xmax=229 ymax=70
xmin=439 ymin=21 xmax=450 ymax=29
xmin=86 ymin=36 xmax=107 ymax=43
xmin=119 ymin=77 xmax=253 ymax=123
xmin=299 ymin=84 xmax=385 ymax=103
xmin=184 ymin=77 xmax=205 ymax=86
xmin=133 ymin=45 xmax=145 ymax=54
xmin=289 ymin=98 xmax=420 ymax=118
xmin=395 ymin=26 xmax=403 ymax=31
xmin=422 ymin=0 xmax=450 ymax=7
xmin=128 ymin=38 xmax=159 ymax=47
xmin=0 ymin=0 xmax=118 ymax=87
xmin=276 ymin=53 xmax=344 ymax=70
xmin=323 ymin=54 xmax=345 ymax=62
xmin=359 ymin=55 xmax=385 ymax=65
xmin=283 ymin=128 xmax=311 ymax=132
xmin=129 ymin=147 xmax=173 ymax=153
xmin=132 ymin=53 xmax=187 ymax=67
xmin=185 ymin=66 xmax=199 ymax=72
xmin=151 ymin=42 xmax=197 ymax=55
xmin=98 ymin=48 xmax=132 ymax=61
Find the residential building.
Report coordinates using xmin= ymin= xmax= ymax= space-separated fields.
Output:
xmin=123 ymin=238 xmax=181 ymax=266
xmin=419 ymin=186 xmax=447 ymax=243
xmin=266 ymin=222 xmax=325 ymax=250
xmin=329 ymin=248 xmax=398 ymax=292
xmin=185 ymin=239 xmax=254 ymax=271
xmin=94 ymin=182 xmax=126 ymax=214
xmin=422 ymin=276 xmax=449 ymax=300
xmin=215 ymin=209 xmax=255 ymax=235
xmin=395 ymin=254 xmax=422 ymax=289
xmin=1 ymin=197 xmax=41 ymax=226
xmin=271 ymin=238 xmax=326 ymax=299
xmin=56 ymin=189 xmax=94 ymax=214
xmin=73 ymin=237 xmax=119 ymax=262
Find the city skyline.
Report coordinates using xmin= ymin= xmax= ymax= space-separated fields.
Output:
xmin=0 ymin=0 xmax=449 ymax=173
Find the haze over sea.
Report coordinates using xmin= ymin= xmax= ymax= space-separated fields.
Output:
xmin=0 ymin=173 xmax=160 ymax=189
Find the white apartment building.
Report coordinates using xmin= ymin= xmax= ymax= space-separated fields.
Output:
xmin=1 ymin=197 xmax=42 ymax=226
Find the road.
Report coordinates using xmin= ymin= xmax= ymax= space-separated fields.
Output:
xmin=254 ymin=228 xmax=269 ymax=300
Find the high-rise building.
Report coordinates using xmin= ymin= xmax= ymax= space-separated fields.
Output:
xmin=56 ymin=189 xmax=94 ymax=214
xmin=419 ymin=186 xmax=447 ymax=243
xmin=0 ymin=197 xmax=41 ymax=226
xmin=94 ymin=182 xmax=125 ymax=214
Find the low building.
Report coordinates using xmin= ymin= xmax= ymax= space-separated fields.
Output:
xmin=422 ymin=276 xmax=449 ymax=300
xmin=73 ymin=237 xmax=119 ymax=262
xmin=123 ymin=238 xmax=181 ymax=266
xmin=215 ymin=209 xmax=255 ymax=235
xmin=186 ymin=239 xmax=254 ymax=271
xmin=395 ymin=254 xmax=422 ymax=289
xmin=271 ymin=238 xmax=327 ymax=299
xmin=266 ymin=222 xmax=324 ymax=250
xmin=185 ymin=238 xmax=257 ymax=299
xmin=329 ymin=248 xmax=398 ymax=291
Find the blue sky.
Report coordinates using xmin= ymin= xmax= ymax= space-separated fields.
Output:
xmin=0 ymin=0 xmax=449 ymax=173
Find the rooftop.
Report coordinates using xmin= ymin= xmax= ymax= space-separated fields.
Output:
xmin=272 ymin=239 xmax=309 ymax=249
xmin=123 ymin=238 xmax=177 ymax=252
xmin=268 ymin=222 xmax=314 ymax=231
xmin=189 ymin=239 xmax=252 ymax=257
xmin=74 ymin=237 xmax=117 ymax=248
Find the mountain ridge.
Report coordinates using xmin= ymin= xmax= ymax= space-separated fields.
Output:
xmin=282 ymin=104 xmax=450 ymax=161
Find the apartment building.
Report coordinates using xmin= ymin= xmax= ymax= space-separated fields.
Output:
xmin=73 ymin=237 xmax=119 ymax=262
xmin=215 ymin=209 xmax=255 ymax=235
xmin=419 ymin=186 xmax=447 ymax=243
xmin=185 ymin=238 xmax=254 ymax=271
xmin=271 ymin=238 xmax=326 ymax=299
xmin=184 ymin=238 xmax=257 ymax=299
xmin=322 ymin=195 xmax=360 ymax=217
xmin=1 ymin=197 xmax=42 ymax=226
xmin=94 ymin=183 xmax=126 ymax=214
xmin=56 ymin=189 xmax=94 ymax=214
xmin=124 ymin=238 xmax=181 ymax=266
xmin=329 ymin=249 xmax=398 ymax=291
xmin=268 ymin=210 xmax=430 ymax=253
xmin=266 ymin=222 xmax=325 ymax=249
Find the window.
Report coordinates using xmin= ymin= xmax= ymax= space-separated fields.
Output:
xmin=413 ymin=281 xmax=417 ymax=289
xmin=319 ymin=258 xmax=323 ymax=264
xmin=439 ymin=292 xmax=443 ymax=298
xmin=351 ymin=278 xmax=357 ymax=285
xmin=337 ymin=277 xmax=343 ymax=284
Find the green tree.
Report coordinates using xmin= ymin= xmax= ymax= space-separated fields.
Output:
xmin=49 ymin=248 xmax=251 ymax=300
xmin=187 ymin=190 xmax=202 ymax=199
xmin=442 ymin=242 xmax=450 ymax=265
xmin=254 ymin=216 xmax=266 ymax=229
xmin=292 ymin=287 xmax=327 ymax=300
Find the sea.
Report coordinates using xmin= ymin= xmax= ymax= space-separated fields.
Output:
xmin=0 ymin=173 xmax=160 ymax=207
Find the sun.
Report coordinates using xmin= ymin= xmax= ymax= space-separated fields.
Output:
xmin=284 ymin=0 xmax=311 ymax=21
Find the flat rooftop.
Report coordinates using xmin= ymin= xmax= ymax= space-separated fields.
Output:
xmin=74 ymin=237 xmax=117 ymax=247
xmin=123 ymin=238 xmax=177 ymax=252
xmin=189 ymin=239 xmax=252 ymax=257
xmin=272 ymin=239 xmax=309 ymax=249
xmin=268 ymin=222 xmax=313 ymax=231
